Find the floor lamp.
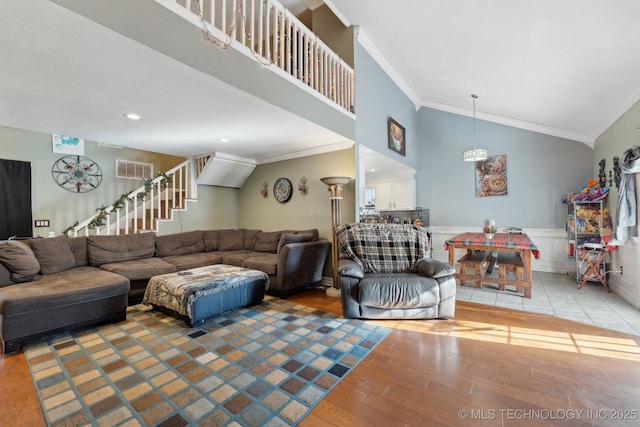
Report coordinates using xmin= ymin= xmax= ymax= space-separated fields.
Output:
xmin=320 ymin=176 xmax=351 ymax=297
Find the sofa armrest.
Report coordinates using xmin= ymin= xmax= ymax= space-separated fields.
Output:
xmin=0 ymin=262 xmax=13 ymax=287
xmin=337 ymin=259 xmax=364 ymax=279
xmin=275 ymin=239 xmax=331 ymax=292
xmin=417 ymin=259 xmax=456 ymax=278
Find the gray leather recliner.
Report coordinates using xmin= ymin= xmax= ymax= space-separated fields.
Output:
xmin=336 ymin=223 xmax=456 ymax=320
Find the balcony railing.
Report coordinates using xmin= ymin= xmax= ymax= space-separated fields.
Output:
xmin=168 ymin=0 xmax=355 ymax=114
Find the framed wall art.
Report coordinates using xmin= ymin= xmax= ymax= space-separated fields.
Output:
xmin=475 ymin=154 xmax=508 ymax=197
xmin=387 ymin=117 xmax=406 ymax=156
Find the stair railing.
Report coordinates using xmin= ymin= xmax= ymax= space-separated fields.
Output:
xmin=166 ymin=0 xmax=355 ymax=114
xmin=68 ymin=158 xmax=197 ymax=237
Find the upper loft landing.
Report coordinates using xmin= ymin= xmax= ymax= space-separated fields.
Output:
xmin=173 ymin=0 xmax=355 ymax=115
xmin=50 ymin=0 xmax=356 ymax=142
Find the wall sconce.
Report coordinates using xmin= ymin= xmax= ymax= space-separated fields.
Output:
xmin=298 ymin=176 xmax=308 ymax=196
xmin=260 ymin=180 xmax=269 ymax=198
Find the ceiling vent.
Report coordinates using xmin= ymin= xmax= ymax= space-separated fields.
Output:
xmin=196 ymin=153 xmax=256 ymax=188
xmin=115 ymin=159 xmax=153 ymax=180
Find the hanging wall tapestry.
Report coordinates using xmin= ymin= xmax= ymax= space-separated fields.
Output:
xmin=475 ymin=154 xmax=507 ymax=197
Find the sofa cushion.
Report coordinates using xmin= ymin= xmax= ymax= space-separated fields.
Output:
xmin=68 ymin=236 xmax=89 ymax=267
xmin=0 ymin=266 xmax=129 ymax=316
xmin=243 ymin=229 xmax=261 ymax=250
xmin=242 ymin=254 xmax=278 ymax=276
xmin=219 ymin=229 xmax=244 ymax=251
xmin=254 ymin=231 xmax=282 ymax=253
xmin=359 ymin=273 xmax=440 ymax=309
xmin=294 ymin=228 xmax=320 ymax=241
xmin=0 ymin=241 xmax=40 ymax=283
xmin=88 ymin=233 xmax=156 ymax=266
xmin=99 ymin=257 xmax=176 ymax=281
xmin=202 ymin=230 xmax=220 ymax=252
xmin=277 ymin=232 xmax=315 ymax=254
xmin=30 ymin=236 xmax=76 ymax=275
xmin=0 ymin=262 xmax=12 ymax=286
xmin=222 ymin=252 xmax=263 ymax=267
xmin=155 ymin=231 xmax=204 ymax=257
xmin=160 ymin=252 xmax=224 ymax=271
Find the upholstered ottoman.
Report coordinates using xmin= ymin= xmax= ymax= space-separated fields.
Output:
xmin=142 ymin=264 xmax=269 ymax=326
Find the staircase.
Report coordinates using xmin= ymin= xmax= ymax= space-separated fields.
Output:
xmin=67 ymin=159 xmax=197 ymax=237
xmin=67 ymin=150 xmax=260 ymax=237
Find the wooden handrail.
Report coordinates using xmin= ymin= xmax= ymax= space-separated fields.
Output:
xmin=68 ymin=159 xmax=195 ymax=236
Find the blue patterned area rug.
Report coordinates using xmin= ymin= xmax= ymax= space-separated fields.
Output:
xmin=24 ymin=296 xmax=391 ymax=426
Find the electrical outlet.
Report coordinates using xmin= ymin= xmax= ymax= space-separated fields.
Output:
xmin=620 ymin=266 xmax=623 ymax=275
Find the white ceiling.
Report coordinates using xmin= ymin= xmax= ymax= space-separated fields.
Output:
xmin=2 ymin=0 xmax=640 ymax=165
xmin=0 ymin=0 xmax=350 ymax=163
xmin=326 ymin=0 xmax=640 ymax=145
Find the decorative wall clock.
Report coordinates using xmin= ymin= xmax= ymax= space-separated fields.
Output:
xmin=52 ymin=155 xmax=103 ymax=193
xmin=273 ymin=177 xmax=293 ymax=203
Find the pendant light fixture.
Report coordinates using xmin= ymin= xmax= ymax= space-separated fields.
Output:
xmin=463 ymin=94 xmax=488 ymax=162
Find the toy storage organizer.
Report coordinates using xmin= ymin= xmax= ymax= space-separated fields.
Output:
xmin=565 ymin=199 xmax=611 ymax=284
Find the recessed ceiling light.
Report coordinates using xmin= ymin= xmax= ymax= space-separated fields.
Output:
xmin=369 ymin=168 xmax=376 ymax=172
xmin=218 ymin=138 xmax=229 ymax=143
xmin=124 ymin=113 xmax=142 ymax=120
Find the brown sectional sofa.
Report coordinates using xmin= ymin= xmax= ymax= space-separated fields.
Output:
xmin=0 ymin=228 xmax=330 ymax=353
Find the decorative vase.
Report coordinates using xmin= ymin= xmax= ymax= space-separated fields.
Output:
xmin=484 ymin=233 xmax=495 ymax=240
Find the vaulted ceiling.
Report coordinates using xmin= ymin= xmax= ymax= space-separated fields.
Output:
xmin=2 ymin=0 xmax=639 ymax=164
xmin=325 ymin=0 xmax=640 ymax=145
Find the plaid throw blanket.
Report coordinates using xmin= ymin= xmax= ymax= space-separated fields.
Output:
xmin=335 ymin=223 xmax=431 ymax=273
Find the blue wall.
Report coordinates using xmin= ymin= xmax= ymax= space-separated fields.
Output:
xmin=417 ymin=107 xmax=594 ymax=228
xmin=351 ymin=40 xmax=595 ymax=230
xmin=354 ymin=42 xmax=418 ymax=170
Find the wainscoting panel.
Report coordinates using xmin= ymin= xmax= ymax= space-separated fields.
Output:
xmin=428 ymin=226 xmax=568 ymax=274
xmin=608 ymin=237 xmax=640 ymax=308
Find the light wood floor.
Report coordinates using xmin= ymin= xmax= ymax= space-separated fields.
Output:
xmin=2 ymin=289 xmax=640 ymax=426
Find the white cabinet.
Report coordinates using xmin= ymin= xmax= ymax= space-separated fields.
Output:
xmin=375 ymin=181 xmax=415 ymax=210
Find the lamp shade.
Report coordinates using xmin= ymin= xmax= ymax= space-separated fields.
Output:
xmin=463 ymin=147 xmax=488 ymax=162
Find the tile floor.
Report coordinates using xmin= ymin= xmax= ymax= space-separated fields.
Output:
xmin=455 ymin=271 xmax=640 ymax=336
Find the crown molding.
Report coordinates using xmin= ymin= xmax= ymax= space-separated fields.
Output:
xmin=589 ymin=83 xmax=640 ymax=142
xmin=354 ymin=27 xmax=421 ymax=110
xmin=323 ymin=0 xmax=351 ymax=28
xmin=420 ymin=99 xmax=594 ymax=146
xmin=257 ymin=140 xmax=354 ymax=164
xmin=306 ymin=0 xmax=325 ymax=12
xmin=323 ymin=3 xmax=624 ymax=146
xmin=352 ymin=27 xmax=592 ymax=144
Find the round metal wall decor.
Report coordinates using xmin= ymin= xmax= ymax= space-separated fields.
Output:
xmin=273 ymin=177 xmax=293 ymax=203
xmin=52 ymin=155 xmax=103 ymax=193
